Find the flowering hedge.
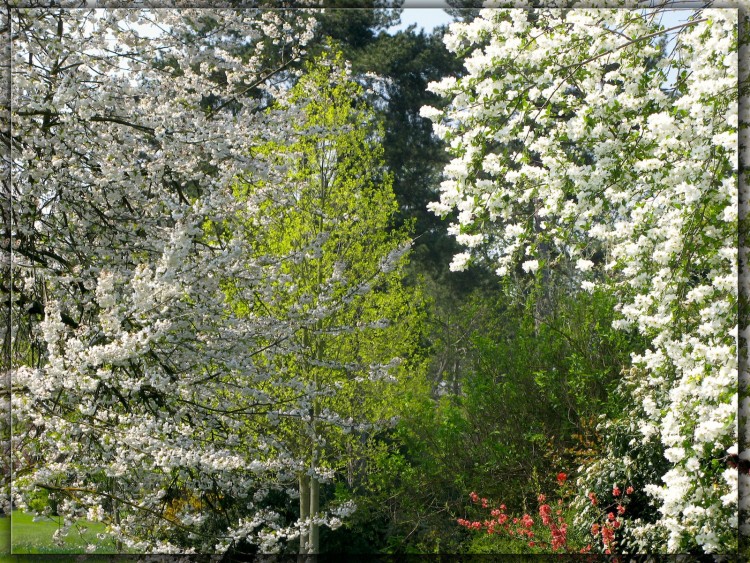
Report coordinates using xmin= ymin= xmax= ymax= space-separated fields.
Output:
xmin=424 ymin=7 xmax=740 ymax=553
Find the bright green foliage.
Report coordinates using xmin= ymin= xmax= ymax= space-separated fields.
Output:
xmin=354 ymin=283 xmax=644 ymax=553
xmin=234 ymin=49 xmax=428 ymax=554
xmin=312 ymin=12 xmax=485 ymax=293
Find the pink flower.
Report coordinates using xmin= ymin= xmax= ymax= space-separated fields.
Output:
xmin=539 ymin=504 xmax=552 ymax=525
xmin=588 ymin=492 xmax=597 ymax=506
xmin=626 ymin=486 xmax=634 ymax=495
xmin=613 ymin=485 xmax=621 ymax=497
xmin=550 ymin=522 xmax=567 ymax=550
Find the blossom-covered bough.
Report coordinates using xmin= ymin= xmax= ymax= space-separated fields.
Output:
xmin=422 ymin=3 xmax=744 ymax=554
xmin=0 ymin=5 xmax=389 ymax=554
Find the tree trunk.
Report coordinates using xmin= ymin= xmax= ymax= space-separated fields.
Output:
xmin=299 ymin=473 xmax=310 ymax=555
xmin=308 ymin=475 xmax=319 ymax=554
xmin=110 ymin=478 xmax=123 ymax=552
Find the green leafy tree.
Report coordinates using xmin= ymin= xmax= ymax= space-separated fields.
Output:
xmin=312 ymin=10 xmax=493 ymax=294
xmin=234 ymin=50 xmax=427 ymax=555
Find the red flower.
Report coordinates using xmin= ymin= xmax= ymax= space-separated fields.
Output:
xmin=613 ymin=485 xmax=621 ymax=497
xmin=608 ymin=512 xmax=615 ymax=521
xmin=539 ymin=504 xmax=552 ymax=525
xmin=617 ymin=504 xmax=625 ymax=515
xmin=469 ymin=491 xmax=479 ymax=503
xmin=538 ymin=493 xmax=546 ymax=503
xmin=550 ymin=522 xmax=568 ymax=551
xmin=591 ymin=523 xmax=600 ymax=535
xmin=626 ymin=486 xmax=634 ymax=495
xmin=557 ymin=472 xmax=567 ymax=484
xmin=588 ymin=492 xmax=597 ymax=506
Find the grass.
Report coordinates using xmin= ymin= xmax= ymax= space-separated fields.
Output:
xmin=6 ymin=510 xmax=120 ymax=555
xmin=0 ymin=517 xmax=8 ymax=554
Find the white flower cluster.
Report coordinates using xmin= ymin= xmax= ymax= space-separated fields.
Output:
xmin=2 ymin=7 xmax=360 ymax=554
xmin=5 ymin=9 xmax=419 ymax=554
xmin=425 ymin=7 xmax=740 ymax=553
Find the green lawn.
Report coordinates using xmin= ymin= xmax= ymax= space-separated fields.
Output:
xmin=7 ymin=511 xmax=120 ymax=555
xmin=0 ymin=516 xmax=8 ymax=554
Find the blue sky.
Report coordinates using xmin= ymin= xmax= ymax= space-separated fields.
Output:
xmin=388 ymin=3 xmax=454 ymax=34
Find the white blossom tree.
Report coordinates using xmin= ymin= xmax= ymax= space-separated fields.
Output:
xmin=422 ymin=5 xmax=742 ymax=554
xmin=0 ymin=7 xmax=378 ymax=554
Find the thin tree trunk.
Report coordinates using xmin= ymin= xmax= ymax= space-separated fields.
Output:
xmin=308 ymin=395 xmax=320 ymax=554
xmin=110 ymin=477 xmax=122 ymax=552
xmin=308 ymin=475 xmax=319 ymax=553
xmin=533 ymin=211 xmax=550 ymax=336
xmin=299 ymin=473 xmax=310 ymax=555
xmin=303 ymin=191 xmax=326 ymax=556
